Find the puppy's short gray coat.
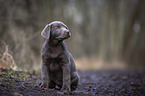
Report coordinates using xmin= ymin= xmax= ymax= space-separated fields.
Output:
xmin=40 ymin=21 xmax=79 ymax=91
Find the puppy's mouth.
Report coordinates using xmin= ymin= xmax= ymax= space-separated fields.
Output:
xmin=55 ymin=36 xmax=70 ymax=40
xmin=55 ymin=33 xmax=71 ymax=40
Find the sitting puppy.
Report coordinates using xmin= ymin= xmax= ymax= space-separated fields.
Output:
xmin=40 ymin=21 xmax=79 ymax=91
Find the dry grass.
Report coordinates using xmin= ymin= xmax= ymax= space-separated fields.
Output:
xmin=0 ymin=41 xmax=126 ymax=71
xmin=0 ymin=41 xmax=17 ymax=70
xmin=75 ymin=57 xmax=126 ymax=70
xmin=0 ymin=41 xmax=127 ymax=71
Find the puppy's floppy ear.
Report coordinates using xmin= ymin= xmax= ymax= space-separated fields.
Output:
xmin=41 ymin=24 xmax=51 ymax=39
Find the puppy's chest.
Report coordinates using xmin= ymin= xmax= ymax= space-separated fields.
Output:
xmin=48 ymin=58 xmax=63 ymax=72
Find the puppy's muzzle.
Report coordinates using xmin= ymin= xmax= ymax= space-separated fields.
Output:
xmin=65 ymin=30 xmax=71 ymax=37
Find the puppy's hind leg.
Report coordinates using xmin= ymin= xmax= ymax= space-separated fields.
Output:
xmin=40 ymin=62 xmax=49 ymax=89
xmin=71 ymin=72 xmax=79 ymax=91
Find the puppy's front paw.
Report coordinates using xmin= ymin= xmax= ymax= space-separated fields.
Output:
xmin=61 ymin=85 xmax=71 ymax=92
xmin=39 ymin=83 xmax=48 ymax=89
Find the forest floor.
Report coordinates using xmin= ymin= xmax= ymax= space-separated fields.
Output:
xmin=0 ymin=68 xmax=145 ymax=96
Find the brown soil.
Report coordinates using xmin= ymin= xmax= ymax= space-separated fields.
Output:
xmin=0 ymin=68 xmax=145 ymax=96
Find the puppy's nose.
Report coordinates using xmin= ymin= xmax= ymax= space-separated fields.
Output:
xmin=66 ymin=31 xmax=71 ymax=37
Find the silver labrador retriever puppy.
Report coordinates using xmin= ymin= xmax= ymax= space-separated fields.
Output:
xmin=40 ymin=21 xmax=79 ymax=91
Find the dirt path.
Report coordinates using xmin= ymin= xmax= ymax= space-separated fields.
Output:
xmin=0 ymin=68 xmax=145 ymax=96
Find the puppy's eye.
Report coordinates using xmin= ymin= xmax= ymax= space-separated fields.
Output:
xmin=56 ymin=25 xmax=60 ymax=29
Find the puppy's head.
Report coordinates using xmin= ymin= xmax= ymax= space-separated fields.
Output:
xmin=41 ymin=21 xmax=71 ymax=40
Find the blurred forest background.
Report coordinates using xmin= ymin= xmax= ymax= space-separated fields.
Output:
xmin=0 ymin=0 xmax=145 ymax=71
